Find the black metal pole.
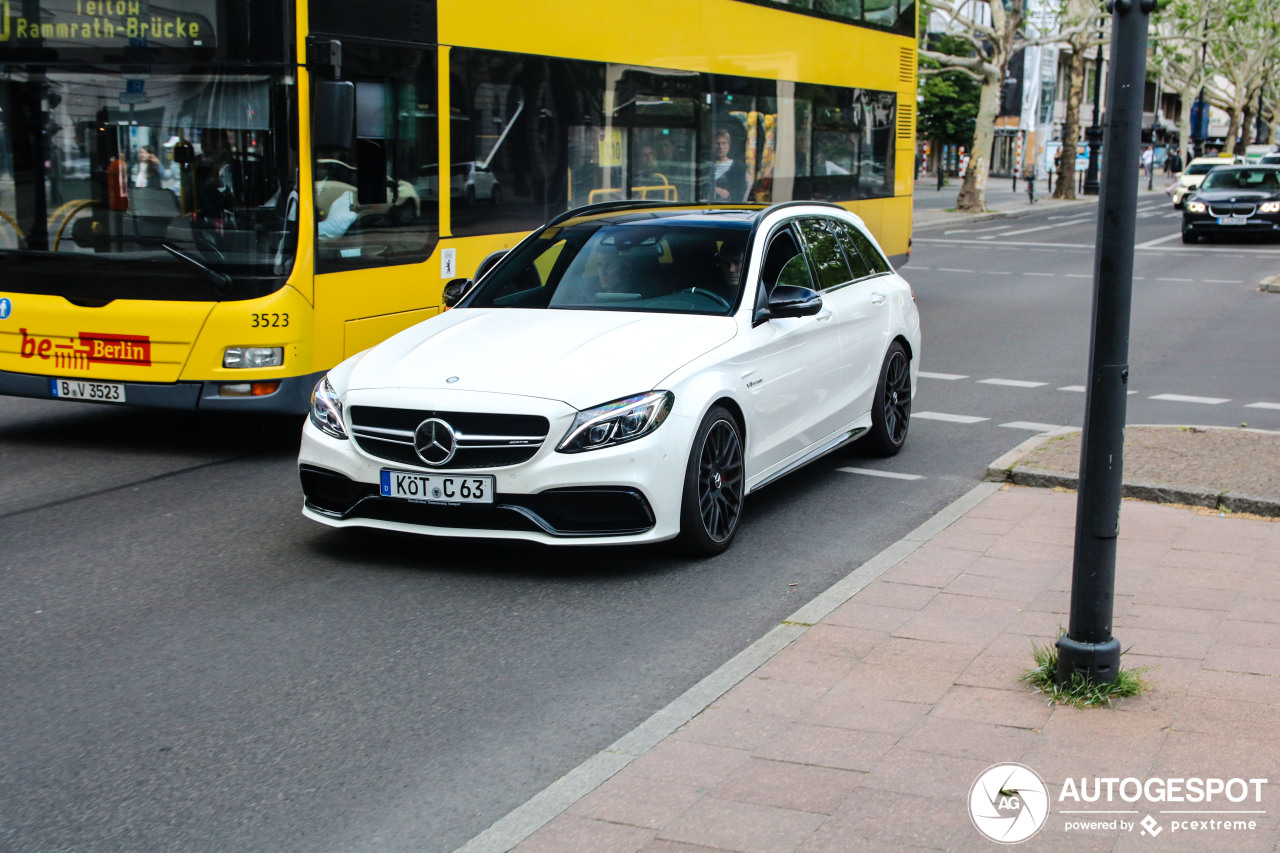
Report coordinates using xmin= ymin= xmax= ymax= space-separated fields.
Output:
xmin=1083 ymin=36 xmax=1104 ymax=196
xmin=1193 ymin=16 xmax=1208 ymax=159
xmin=1057 ymin=0 xmax=1154 ymax=688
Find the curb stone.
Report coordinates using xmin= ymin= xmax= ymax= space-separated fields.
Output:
xmin=984 ymin=427 xmax=1280 ymax=518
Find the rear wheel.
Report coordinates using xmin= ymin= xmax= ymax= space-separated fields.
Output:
xmin=676 ymin=406 xmax=745 ymax=557
xmin=864 ymin=341 xmax=911 ymax=457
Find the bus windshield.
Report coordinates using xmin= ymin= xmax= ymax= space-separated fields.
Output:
xmin=0 ymin=67 xmax=297 ymax=300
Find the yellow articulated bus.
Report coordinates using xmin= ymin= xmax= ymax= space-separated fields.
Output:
xmin=0 ymin=0 xmax=917 ymax=413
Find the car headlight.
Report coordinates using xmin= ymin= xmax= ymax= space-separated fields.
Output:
xmin=1185 ymin=201 xmax=1208 ymax=213
xmin=1261 ymin=201 xmax=1280 ymax=213
xmin=309 ymin=376 xmax=348 ymax=440
xmin=557 ymin=391 xmax=674 ymax=453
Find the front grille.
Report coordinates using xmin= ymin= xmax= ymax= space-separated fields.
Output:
xmin=349 ymin=405 xmax=550 ymax=469
xmin=1208 ymin=202 xmax=1257 ymax=217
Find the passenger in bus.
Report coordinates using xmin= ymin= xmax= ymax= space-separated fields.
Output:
xmin=711 ymin=128 xmax=746 ymax=202
xmin=134 ymin=145 xmax=167 ymax=188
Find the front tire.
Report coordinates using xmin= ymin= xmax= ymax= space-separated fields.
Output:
xmin=865 ymin=341 xmax=911 ymax=457
xmin=676 ymin=406 xmax=745 ymax=557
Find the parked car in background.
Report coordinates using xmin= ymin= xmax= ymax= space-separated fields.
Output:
xmin=1260 ymin=153 xmax=1280 ymax=166
xmin=1181 ymin=165 xmax=1280 ymax=243
xmin=412 ymin=162 xmax=502 ymax=206
xmin=1170 ymin=155 xmax=1242 ymax=208
xmin=299 ymin=200 xmax=921 ymax=556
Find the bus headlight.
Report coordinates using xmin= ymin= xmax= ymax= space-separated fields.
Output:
xmin=224 ymin=346 xmax=284 ymax=368
xmin=310 ymin=376 xmax=348 ymax=440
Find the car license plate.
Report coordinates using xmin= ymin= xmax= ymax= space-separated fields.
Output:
xmin=50 ymin=378 xmax=126 ymax=402
xmin=380 ymin=470 xmax=494 ymax=504
xmin=1217 ymin=215 xmax=1249 ymax=225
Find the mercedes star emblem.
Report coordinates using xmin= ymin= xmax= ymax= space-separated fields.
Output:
xmin=413 ymin=418 xmax=458 ymax=467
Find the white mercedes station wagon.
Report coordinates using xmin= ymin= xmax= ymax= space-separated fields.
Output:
xmin=299 ymin=201 xmax=921 ymax=555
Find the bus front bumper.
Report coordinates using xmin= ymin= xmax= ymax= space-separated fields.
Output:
xmin=0 ymin=368 xmax=324 ymax=414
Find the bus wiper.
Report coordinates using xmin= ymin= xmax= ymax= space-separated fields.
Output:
xmin=163 ymin=243 xmax=233 ymax=294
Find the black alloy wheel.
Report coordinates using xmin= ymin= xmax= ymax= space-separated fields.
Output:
xmin=865 ymin=341 xmax=911 ymax=456
xmin=678 ymin=406 xmax=745 ymax=556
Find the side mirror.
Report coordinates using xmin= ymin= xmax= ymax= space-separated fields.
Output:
xmin=442 ymin=278 xmax=472 ymax=308
xmin=767 ymin=284 xmax=823 ymax=318
xmin=313 ymin=81 xmax=355 ymax=150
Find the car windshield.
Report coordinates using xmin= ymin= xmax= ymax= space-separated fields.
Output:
xmin=1201 ymin=169 xmax=1280 ymax=191
xmin=1186 ymin=162 xmax=1220 ymax=176
xmin=465 ymin=218 xmax=752 ymax=316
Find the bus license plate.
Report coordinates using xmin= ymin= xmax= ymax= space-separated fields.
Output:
xmin=1217 ymin=215 xmax=1248 ymax=225
xmin=380 ymin=470 xmax=494 ymax=504
xmin=50 ymin=378 xmax=126 ymax=402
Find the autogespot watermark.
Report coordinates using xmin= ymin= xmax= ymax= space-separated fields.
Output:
xmin=968 ymin=765 xmax=1270 ymax=844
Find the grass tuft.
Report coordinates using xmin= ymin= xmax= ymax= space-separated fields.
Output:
xmin=1021 ymin=638 xmax=1147 ymax=708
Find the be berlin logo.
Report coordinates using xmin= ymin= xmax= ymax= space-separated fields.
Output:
xmin=968 ymin=763 xmax=1269 ymax=844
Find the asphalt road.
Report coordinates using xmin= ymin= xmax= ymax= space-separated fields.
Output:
xmin=2 ymin=190 xmax=1278 ymax=852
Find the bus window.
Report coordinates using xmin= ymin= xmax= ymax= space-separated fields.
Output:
xmin=312 ymin=43 xmax=438 ymax=271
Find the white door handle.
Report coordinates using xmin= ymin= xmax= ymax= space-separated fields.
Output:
xmin=870 ymin=292 xmax=886 ymax=305
xmin=816 ymin=309 xmax=834 ymax=321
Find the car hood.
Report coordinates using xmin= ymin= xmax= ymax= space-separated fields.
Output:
xmin=1191 ymin=187 xmax=1279 ymax=203
xmin=345 ymin=308 xmax=737 ymax=409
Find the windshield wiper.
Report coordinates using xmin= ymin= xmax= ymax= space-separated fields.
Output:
xmin=163 ymin=243 xmax=233 ymax=295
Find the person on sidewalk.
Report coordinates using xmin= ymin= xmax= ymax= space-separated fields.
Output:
xmin=1026 ymin=165 xmax=1036 ymax=203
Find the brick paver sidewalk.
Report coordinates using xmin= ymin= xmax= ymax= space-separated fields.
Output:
xmin=475 ymin=483 xmax=1280 ymax=853
xmin=454 ymin=424 xmax=1280 ymax=853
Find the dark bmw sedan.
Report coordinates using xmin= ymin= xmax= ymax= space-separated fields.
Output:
xmin=1182 ymin=165 xmax=1280 ymax=243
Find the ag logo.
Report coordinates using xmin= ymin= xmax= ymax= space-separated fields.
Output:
xmin=969 ymin=763 xmax=1050 ymax=844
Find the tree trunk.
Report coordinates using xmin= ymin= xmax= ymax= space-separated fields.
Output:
xmin=1224 ymin=106 xmax=1240 ymax=154
xmin=1054 ymin=48 xmax=1085 ymax=199
xmin=1177 ymin=79 xmax=1197 ymax=161
xmin=1240 ymin=103 xmax=1256 ymax=150
xmin=955 ymin=69 xmax=1002 ymax=212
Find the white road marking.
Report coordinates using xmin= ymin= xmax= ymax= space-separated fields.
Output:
xmin=1000 ymin=421 xmax=1066 ymax=432
xmin=944 ymin=225 xmax=1012 ymax=235
xmin=837 ymin=467 xmax=925 ymax=481
xmin=1156 ymin=277 xmax=1195 ymax=282
xmin=1245 ymin=402 xmax=1280 ymax=410
xmin=914 ymin=411 xmax=989 ymax=424
xmin=937 ymin=268 xmax=975 ymax=273
xmin=1204 ymin=279 xmax=1243 ymax=284
xmin=1059 ymin=385 xmax=1086 ymax=392
xmin=1065 ymin=274 xmax=1091 ymax=278
xmin=979 ymin=378 xmax=1048 ymax=388
xmin=988 ymin=224 xmax=1061 ymax=238
xmin=1025 ymin=272 xmax=1055 ymax=277
xmin=914 ymin=238 xmax=1093 ymax=249
xmin=1149 ymin=394 xmax=1230 ymax=405
xmin=918 ymin=372 xmax=969 ymax=380
xmin=1135 ymin=233 xmax=1184 ymax=249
